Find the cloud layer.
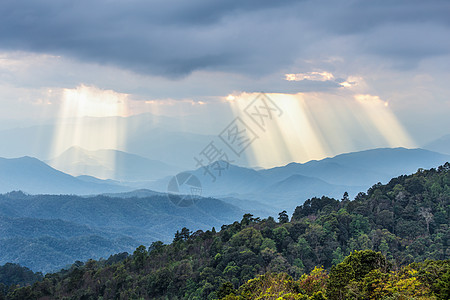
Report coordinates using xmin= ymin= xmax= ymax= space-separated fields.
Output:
xmin=1 ymin=0 xmax=449 ymax=78
xmin=0 ymin=0 xmax=450 ymax=147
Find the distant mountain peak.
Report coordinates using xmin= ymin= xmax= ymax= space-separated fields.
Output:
xmin=0 ymin=155 xmax=131 ymax=195
xmin=423 ymin=133 xmax=450 ymax=155
xmin=47 ymin=147 xmax=179 ymax=181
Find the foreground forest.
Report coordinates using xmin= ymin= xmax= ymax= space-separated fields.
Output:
xmin=1 ymin=163 xmax=449 ymax=299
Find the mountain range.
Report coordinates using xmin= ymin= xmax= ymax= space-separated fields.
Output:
xmin=47 ymin=146 xmax=179 ymax=181
xmin=0 ymin=156 xmax=130 ymax=195
xmin=0 ymin=191 xmax=244 ymax=272
xmin=4 ymin=163 xmax=448 ymax=298
xmin=1 ymin=147 xmax=449 ymax=212
xmin=0 ymin=114 xmax=219 ymax=170
xmin=2 ymin=113 xmax=448 ymax=171
xmin=0 ymin=146 xmax=449 ymax=272
xmin=424 ymin=133 xmax=450 ymax=155
xmin=0 ymin=214 xmax=139 ymax=273
xmin=144 ymin=147 xmax=450 ymax=210
xmin=259 ymin=147 xmax=450 ymax=186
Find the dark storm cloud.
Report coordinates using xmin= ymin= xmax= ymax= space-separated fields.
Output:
xmin=0 ymin=0 xmax=449 ymax=77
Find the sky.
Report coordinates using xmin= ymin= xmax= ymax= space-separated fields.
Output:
xmin=0 ymin=0 xmax=449 ymax=167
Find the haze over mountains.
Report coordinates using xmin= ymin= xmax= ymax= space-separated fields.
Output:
xmin=0 ymin=156 xmax=130 ymax=195
xmin=259 ymin=147 xmax=450 ymax=186
xmin=2 ymin=112 xmax=449 ymax=170
xmin=424 ymin=134 xmax=450 ymax=155
xmin=0 ymin=214 xmax=139 ymax=273
xmin=0 ymin=191 xmax=244 ymax=272
xmin=47 ymin=146 xmax=179 ymax=181
xmin=1 ymin=147 xmax=449 ymax=208
xmin=1 ymin=144 xmax=449 ymax=272
xmin=145 ymin=147 xmax=450 ymax=209
xmin=1 ymin=1 xmax=449 ymax=295
xmin=0 ymin=114 xmax=218 ymax=170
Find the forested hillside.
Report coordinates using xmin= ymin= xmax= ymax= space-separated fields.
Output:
xmin=2 ymin=163 xmax=449 ymax=299
xmin=0 ymin=192 xmax=244 ymax=272
xmin=0 ymin=264 xmax=42 ymax=297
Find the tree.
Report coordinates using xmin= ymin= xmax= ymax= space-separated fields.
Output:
xmin=327 ymin=250 xmax=390 ymax=299
xmin=220 ymin=273 xmax=301 ymax=299
xmin=272 ymin=227 xmax=289 ymax=250
xmin=241 ymin=213 xmax=254 ymax=226
xmin=278 ymin=210 xmax=289 ymax=223
xmin=419 ymin=207 xmax=433 ymax=235
xmin=260 ymin=238 xmax=276 ymax=251
xmin=331 ymin=247 xmax=344 ymax=265
xmin=435 ymin=269 xmax=450 ymax=300
xmin=133 ymin=245 xmax=147 ymax=268
xmin=341 ymin=192 xmax=350 ymax=202
xmin=217 ymin=282 xmax=235 ymax=298
xmin=174 ymin=227 xmax=191 ymax=242
xmin=230 ymin=227 xmax=263 ymax=253
xmin=149 ymin=241 xmax=165 ymax=254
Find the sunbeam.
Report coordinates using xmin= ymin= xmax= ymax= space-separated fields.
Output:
xmin=354 ymin=94 xmax=415 ymax=148
xmin=224 ymin=92 xmax=415 ymax=168
xmin=50 ymin=85 xmax=129 ymax=178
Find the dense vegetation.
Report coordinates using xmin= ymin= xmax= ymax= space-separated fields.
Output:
xmin=219 ymin=251 xmax=450 ymax=299
xmin=1 ymin=163 xmax=449 ymax=299
xmin=0 ymin=264 xmax=43 ymax=297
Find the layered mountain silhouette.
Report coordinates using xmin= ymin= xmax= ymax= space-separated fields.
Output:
xmin=47 ymin=146 xmax=179 ymax=181
xmin=0 ymin=214 xmax=139 ymax=272
xmin=259 ymin=147 xmax=450 ymax=186
xmin=0 ymin=156 xmax=130 ymax=195
xmin=0 ymin=147 xmax=449 ymax=272
xmin=0 ymin=114 xmax=218 ymax=170
xmin=424 ymin=133 xmax=450 ymax=155
xmin=145 ymin=147 xmax=450 ymax=210
xmin=1 ymin=148 xmax=448 ymax=207
xmin=0 ymin=191 xmax=244 ymax=272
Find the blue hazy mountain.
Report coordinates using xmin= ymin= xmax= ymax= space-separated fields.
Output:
xmin=0 ymin=191 xmax=244 ymax=272
xmin=123 ymin=127 xmax=217 ymax=169
xmin=258 ymin=174 xmax=362 ymax=207
xmin=143 ymin=162 xmax=265 ymax=197
xmin=259 ymin=147 xmax=450 ymax=186
xmin=0 ymin=114 xmax=219 ymax=170
xmin=1 ymin=147 xmax=448 ymax=272
xmin=76 ymin=175 xmax=123 ymax=185
xmin=217 ymin=196 xmax=278 ymax=218
xmin=423 ymin=133 xmax=450 ymax=155
xmin=145 ymin=147 xmax=449 ymax=211
xmin=100 ymin=188 xmax=164 ymax=198
xmin=47 ymin=146 xmax=180 ymax=181
xmin=0 ymin=214 xmax=139 ymax=273
xmin=255 ymin=148 xmax=449 ymax=208
xmin=102 ymin=187 xmax=278 ymax=218
xmin=144 ymin=161 xmax=360 ymax=213
xmin=0 ymin=156 xmax=131 ymax=195
xmin=2 ymin=147 xmax=448 ymax=208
